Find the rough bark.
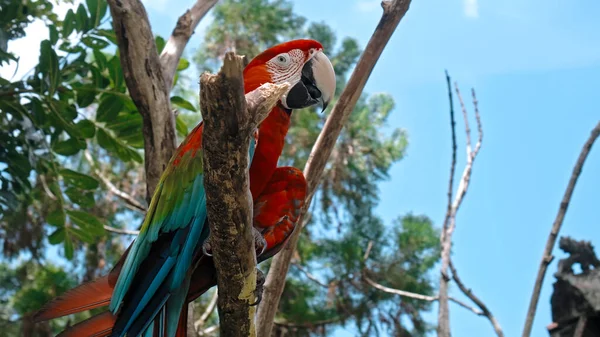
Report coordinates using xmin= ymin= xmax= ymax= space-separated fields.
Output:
xmin=107 ymin=0 xmax=176 ymax=201
xmin=200 ymin=52 xmax=289 ymax=337
xmin=108 ymin=0 xmax=216 ymax=201
xmin=255 ymin=1 xmax=413 ymax=335
xmin=160 ymin=0 xmax=219 ymax=90
xmin=522 ymin=121 xmax=600 ymax=337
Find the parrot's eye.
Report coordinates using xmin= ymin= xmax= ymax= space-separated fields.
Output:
xmin=273 ymin=53 xmax=291 ymax=67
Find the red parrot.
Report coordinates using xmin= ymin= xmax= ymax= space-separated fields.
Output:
xmin=33 ymin=39 xmax=336 ymax=337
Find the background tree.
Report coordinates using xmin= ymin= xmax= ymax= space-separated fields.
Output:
xmin=0 ymin=0 xmax=439 ymax=335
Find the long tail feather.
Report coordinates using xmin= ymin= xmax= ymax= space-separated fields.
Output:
xmin=33 ymin=275 xmax=113 ymax=322
xmin=56 ymin=311 xmax=116 ymax=337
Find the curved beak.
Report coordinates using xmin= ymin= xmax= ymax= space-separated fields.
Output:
xmin=284 ymin=51 xmax=336 ymax=112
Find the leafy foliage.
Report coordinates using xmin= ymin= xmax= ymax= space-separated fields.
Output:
xmin=0 ymin=0 xmax=439 ymax=335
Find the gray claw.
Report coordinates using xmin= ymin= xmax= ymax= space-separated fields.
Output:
xmin=202 ymin=238 xmax=213 ymax=257
xmin=250 ymin=269 xmax=266 ymax=306
xmin=252 ymin=227 xmax=267 ymax=256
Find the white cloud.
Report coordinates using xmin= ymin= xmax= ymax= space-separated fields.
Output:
xmin=464 ymin=0 xmax=479 ymax=18
xmin=355 ymin=0 xmax=380 ymax=13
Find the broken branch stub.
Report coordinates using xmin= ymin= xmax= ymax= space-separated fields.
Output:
xmin=199 ymin=52 xmax=288 ymax=337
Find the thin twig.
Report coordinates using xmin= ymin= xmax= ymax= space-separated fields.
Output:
xmin=84 ymin=150 xmax=147 ymax=213
xmin=442 ymin=70 xmax=457 ymax=235
xmin=198 ymin=325 xmax=219 ymax=336
xmin=449 ymin=260 xmax=504 ymax=337
xmin=362 ymin=241 xmax=483 ymax=316
xmin=522 ymin=120 xmax=600 ymax=337
xmin=194 ymin=290 xmax=218 ymax=332
xmin=103 ymin=225 xmax=139 ymax=236
xmin=363 ymin=273 xmax=483 ymax=316
xmin=292 ymin=263 xmax=329 ymax=288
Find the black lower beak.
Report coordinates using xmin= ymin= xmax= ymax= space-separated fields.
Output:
xmin=285 ymin=60 xmax=323 ymax=111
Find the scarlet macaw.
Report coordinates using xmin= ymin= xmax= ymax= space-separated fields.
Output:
xmin=34 ymin=39 xmax=336 ymax=337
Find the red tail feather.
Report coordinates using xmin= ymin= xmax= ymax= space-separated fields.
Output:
xmin=56 ymin=311 xmax=116 ymax=337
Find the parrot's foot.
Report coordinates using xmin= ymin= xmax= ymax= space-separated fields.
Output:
xmin=250 ymin=269 xmax=266 ymax=306
xmin=202 ymin=237 xmax=213 ymax=257
xmin=253 ymin=227 xmax=267 ymax=256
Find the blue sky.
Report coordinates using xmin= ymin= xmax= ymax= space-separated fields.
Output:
xmin=3 ymin=0 xmax=600 ymax=336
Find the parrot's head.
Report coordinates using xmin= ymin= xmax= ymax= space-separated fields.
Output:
xmin=244 ymin=39 xmax=336 ymax=112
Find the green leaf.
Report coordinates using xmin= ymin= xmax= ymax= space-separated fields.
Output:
xmin=107 ymin=56 xmax=124 ymax=89
xmin=75 ymin=84 xmax=97 ymax=108
xmin=95 ymin=30 xmax=117 ymax=44
xmin=49 ymin=25 xmax=59 ymax=45
xmin=70 ymin=227 xmax=95 ymax=243
xmin=97 ymin=128 xmax=143 ymax=163
xmin=176 ymin=114 xmax=189 ymax=137
xmin=155 ymin=36 xmax=166 ymax=54
xmin=93 ymin=49 xmax=107 ymax=70
xmin=67 ymin=210 xmax=105 ymax=236
xmin=177 ymin=58 xmax=190 ymax=71
xmin=75 ymin=4 xmax=90 ymax=32
xmin=65 ymin=187 xmax=95 ymax=207
xmin=52 ymin=138 xmax=82 ymax=156
xmin=60 ymin=169 xmax=100 ymax=190
xmin=82 ymin=36 xmax=109 ymax=50
xmin=63 ymin=10 xmax=75 ymax=36
xmin=76 ymin=120 xmax=96 ymax=138
xmin=97 ymin=94 xmax=124 ymax=122
xmin=48 ymin=228 xmax=65 ymax=245
xmin=39 ymin=40 xmax=60 ymax=95
xmin=64 ymin=236 xmax=74 ymax=259
xmin=29 ymin=98 xmax=47 ymax=126
xmin=171 ymin=96 xmax=197 ymax=112
xmin=47 ymin=208 xmax=66 ymax=227
xmin=87 ymin=0 xmax=108 ymax=27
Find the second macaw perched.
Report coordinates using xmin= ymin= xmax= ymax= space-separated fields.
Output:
xmin=34 ymin=39 xmax=335 ymax=337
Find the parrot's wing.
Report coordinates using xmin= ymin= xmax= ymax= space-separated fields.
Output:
xmin=109 ymin=122 xmax=208 ymax=337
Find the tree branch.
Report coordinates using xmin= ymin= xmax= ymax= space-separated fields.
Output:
xmin=522 ymin=120 xmax=600 ymax=337
xmin=160 ymin=0 xmax=219 ymax=90
xmin=361 ymin=244 xmax=483 ymax=317
xmin=438 ymin=79 xmax=484 ymax=337
xmin=83 ymin=150 xmax=147 ymax=213
xmin=292 ymin=263 xmax=330 ymax=288
xmin=200 ymin=52 xmax=289 ymax=337
xmin=256 ymin=1 xmax=413 ymax=334
xmin=103 ymin=225 xmax=139 ymax=236
xmin=449 ymin=260 xmax=504 ymax=337
xmin=107 ymin=0 xmax=176 ymax=202
xmin=194 ymin=291 xmax=218 ymax=332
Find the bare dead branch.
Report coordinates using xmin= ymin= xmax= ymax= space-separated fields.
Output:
xmin=449 ymin=260 xmax=504 ymax=337
xmin=200 ymin=52 xmax=289 ymax=337
xmin=198 ymin=325 xmax=219 ymax=336
xmin=194 ymin=291 xmax=218 ymax=332
xmin=363 ymin=273 xmax=482 ymax=316
xmin=362 ymin=242 xmax=483 ymax=316
xmin=292 ymin=263 xmax=329 ymax=288
xmin=256 ymin=2 xmax=414 ymax=334
xmin=438 ymin=80 xmax=484 ymax=337
xmin=107 ymin=0 xmax=176 ymax=201
xmin=103 ymin=225 xmax=139 ymax=236
xmin=442 ymin=70 xmax=457 ymax=235
xmin=522 ymin=120 xmax=600 ymax=337
xmin=84 ymin=150 xmax=147 ymax=213
xmin=160 ymin=0 xmax=219 ymax=90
